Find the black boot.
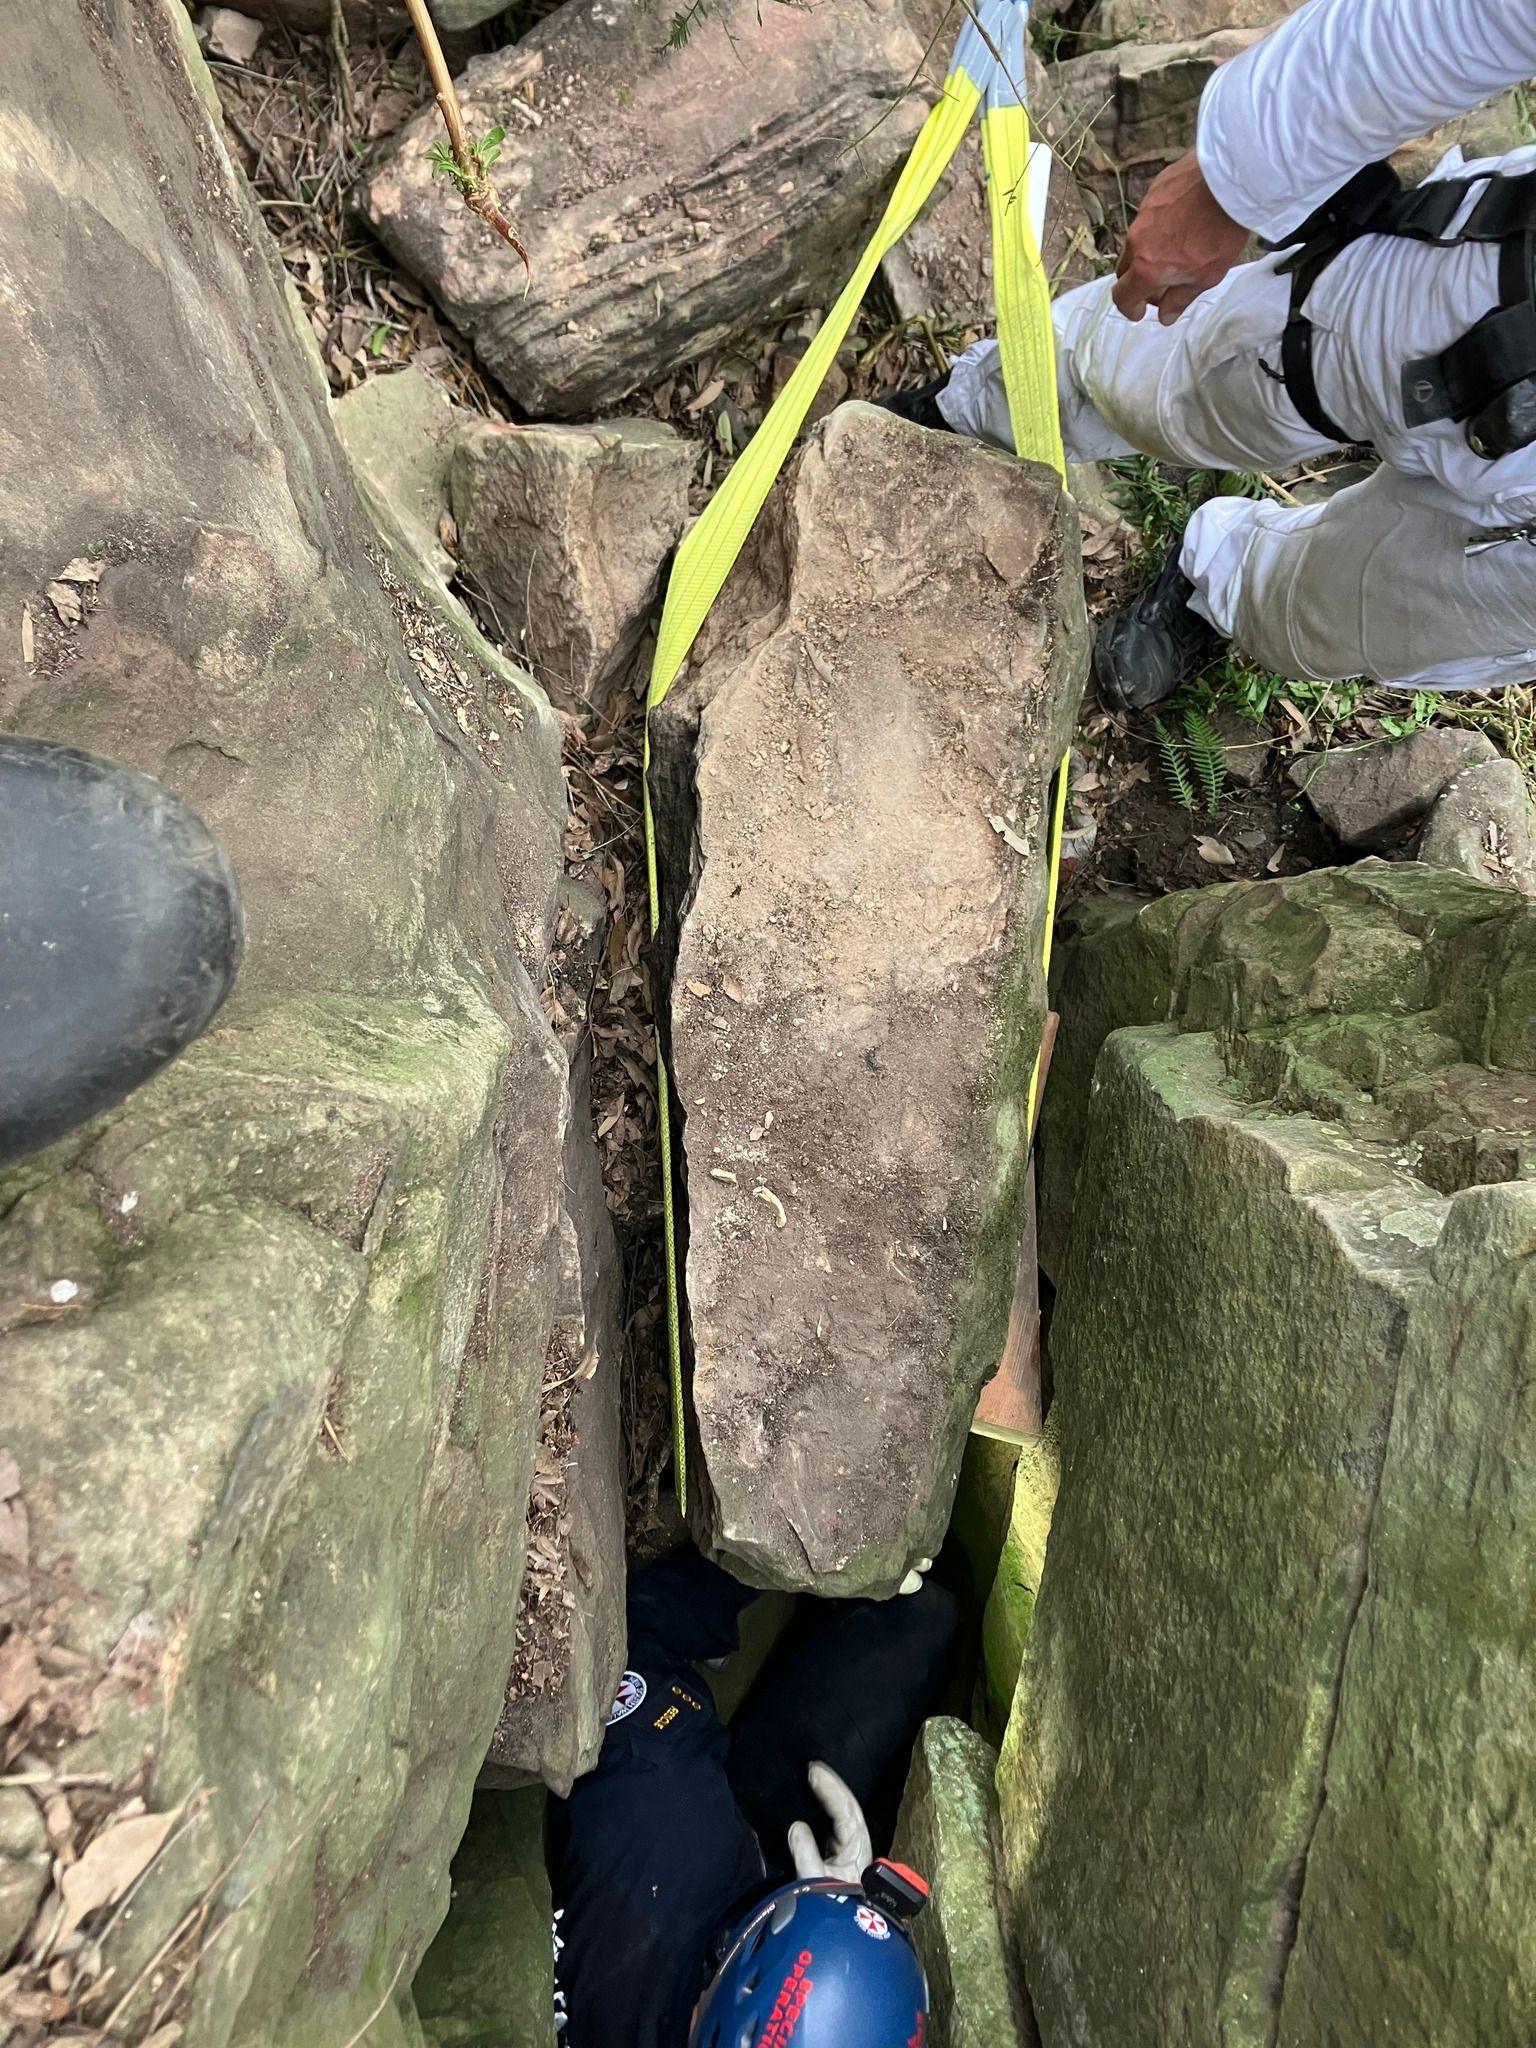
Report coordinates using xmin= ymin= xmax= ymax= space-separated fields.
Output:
xmin=1094 ymin=541 xmax=1219 ymax=712
xmin=0 ymin=739 xmax=243 ymax=1167
xmin=874 ymin=374 xmax=954 ymax=434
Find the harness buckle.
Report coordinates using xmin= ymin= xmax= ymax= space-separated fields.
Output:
xmin=1464 ymin=524 xmax=1536 ymax=558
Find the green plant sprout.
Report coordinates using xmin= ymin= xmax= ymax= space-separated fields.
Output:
xmin=428 ymin=124 xmax=506 ymax=193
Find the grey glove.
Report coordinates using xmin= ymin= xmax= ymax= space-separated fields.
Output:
xmin=787 ymin=1762 xmax=874 ymax=1885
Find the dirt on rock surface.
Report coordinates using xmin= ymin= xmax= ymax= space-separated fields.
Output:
xmin=650 ymin=406 xmax=1088 ymax=1594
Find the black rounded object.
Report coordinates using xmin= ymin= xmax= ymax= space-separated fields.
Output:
xmin=0 ymin=738 xmax=243 ymax=1168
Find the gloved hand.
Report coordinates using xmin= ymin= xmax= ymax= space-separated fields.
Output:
xmin=787 ymin=1762 xmax=873 ymax=1885
xmin=898 ymin=1556 xmax=933 ymax=1597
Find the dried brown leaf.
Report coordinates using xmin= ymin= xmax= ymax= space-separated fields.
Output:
xmin=46 ymin=583 xmax=83 ymax=628
xmin=0 ymin=1633 xmax=41 ymax=1722
xmin=1195 ymin=835 xmax=1237 ymax=867
xmin=55 ymin=1804 xmax=180 ymax=1944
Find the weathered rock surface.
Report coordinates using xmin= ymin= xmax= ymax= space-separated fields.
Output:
xmin=358 ymin=0 xmax=928 ymax=418
xmin=1083 ymin=0 xmax=1300 ymax=41
xmin=1417 ymin=754 xmax=1536 ymax=893
xmin=335 ymin=365 xmax=464 ymax=591
xmin=237 ymin=0 xmax=502 ymax=35
xmin=1052 ymin=29 xmax=1536 ymax=222
xmin=649 ymin=403 xmax=1087 ymax=1593
xmin=978 ymin=1416 xmax=1057 ymax=1737
xmin=484 ymin=885 xmax=627 ymax=1797
xmin=451 ymin=419 xmax=694 ymax=712
xmin=1008 ymin=864 xmax=1536 ymax=2046
xmin=881 ymin=128 xmax=1099 ymax=331
xmin=196 ymin=5 xmax=264 ymax=62
xmin=413 ymin=1789 xmax=556 ymax=2048
xmin=1049 ymin=29 xmax=1264 ymax=219
xmin=0 ymin=8 xmax=576 ymax=2042
xmin=892 ymin=1719 xmax=1029 ymax=2048
xmin=1288 ymin=726 xmax=1495 ymax=847
xmin=0 ymin=1789 xmax=49 ymax=1968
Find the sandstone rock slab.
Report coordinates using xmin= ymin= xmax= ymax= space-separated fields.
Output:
xmin=358 ymin=0 xmax=927 ymax=418
xmin=237 ymin=0 xmax=502 ymax=34
xmin=1288 ymin=726 xmax=1495 ymax=847
xmin=451 ymin=418 xmax=693 ymax=712
xmin=891 ymin=1719 xmax=1029 ymax=2048
xmin=1009 ymin=865 xmax=1536 ymax=2046
xmin=484 ymin=884 xmax=627 ymax=1797
xmin=334 ymin=366 xmax=463 ymax=591
xmin=1417 ymin=754 xmax=1536 ymax=893
xmin=649 ymin=403 xmax=1088 ymax=1594
xmin=978 ymin=1415 xmax=1058 ymax=1737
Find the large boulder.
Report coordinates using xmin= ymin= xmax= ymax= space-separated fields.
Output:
xmin=891 ymin=1719 xmax=1030 ymax=2048
xmin=357 ymin=0 xmax=928 ymax=418
xmin=1004 ymin=864 xmax=1536 ymax=2045
xmin=1047 ymin=28 xmax=1264 ymax=220
xmin=234 ymin=0 xmax=502 ymax=35
xmin=0 ymin=8 xmax=578 ymax=2043
xmin=648 ymin=402 xmax=1088 ymax=1594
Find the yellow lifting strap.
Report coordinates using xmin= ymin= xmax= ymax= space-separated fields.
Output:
xmin=643 ymin=0 xmax=1069 ymax=1510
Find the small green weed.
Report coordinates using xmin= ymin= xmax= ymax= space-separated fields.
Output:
xmin=428 ymin=125 xmax=505 ymax=195
xmin=1379 ymin=690 xmax=1439 ymax=740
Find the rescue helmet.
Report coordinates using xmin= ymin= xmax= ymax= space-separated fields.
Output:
xmin=689 ymin=1865 xmax=929 ymax=2048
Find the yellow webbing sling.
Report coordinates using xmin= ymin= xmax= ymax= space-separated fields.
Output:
xmin=644 ymin=0 xmax=1069 ymax=1508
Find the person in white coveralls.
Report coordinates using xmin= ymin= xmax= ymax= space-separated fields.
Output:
xmin=888 ymin=0 xmax=1536 ymax=709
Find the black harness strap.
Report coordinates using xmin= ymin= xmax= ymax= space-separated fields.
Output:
xmin=1269 ymin=162 xmax=1536 ymax=456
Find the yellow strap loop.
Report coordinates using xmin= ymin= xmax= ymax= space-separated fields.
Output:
xmin=644 ymin=34 xmax=1068 ymax=1509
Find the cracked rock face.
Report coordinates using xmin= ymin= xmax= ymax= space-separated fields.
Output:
xmin=356 ymin=0 xmax=927 ymax=418
xmin=649 ymin=403 xmax=1087 ymax=1596
xmin=1008 ymin=865 xmax=1536 ymax=2045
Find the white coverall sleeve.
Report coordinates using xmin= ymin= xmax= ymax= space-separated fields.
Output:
xmin=1197 ymin=0 xmax=1536 ymax=242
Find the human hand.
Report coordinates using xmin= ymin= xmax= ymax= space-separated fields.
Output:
xmin=787 ymin=1762 xmax=874 ymax=1885
xmin=1112 ymin=149 xmax=1248 ymax=325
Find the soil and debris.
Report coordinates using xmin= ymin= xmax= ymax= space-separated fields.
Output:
xmin=0 ymin=1451 xmax=212 ymax=2045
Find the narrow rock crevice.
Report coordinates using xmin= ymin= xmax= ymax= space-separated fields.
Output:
xmin=1262 ymin=1287 xmax=1409 ymax=2034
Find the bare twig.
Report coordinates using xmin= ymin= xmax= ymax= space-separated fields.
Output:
xmin=403 ymin=0 xmax=530 ymax=273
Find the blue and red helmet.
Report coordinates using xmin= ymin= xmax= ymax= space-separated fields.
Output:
xmin=690 ymin=1864 xmax=930 ymax=2048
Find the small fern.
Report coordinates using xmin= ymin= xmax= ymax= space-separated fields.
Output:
xmin=1152 ymin=714 xmax=1197 ymax=816
xmin=1182 ymin=705 xmax=1227 ymax=818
